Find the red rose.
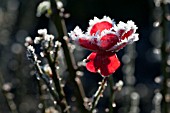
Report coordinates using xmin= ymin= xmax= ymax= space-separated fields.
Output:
xmin=69 ymin=16 xmax=139 ymax=76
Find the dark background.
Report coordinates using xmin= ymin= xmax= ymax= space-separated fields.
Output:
xmin=0 ymin=0 xmax=163 ymax=113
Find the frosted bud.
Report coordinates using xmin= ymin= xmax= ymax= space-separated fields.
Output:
xmin=34 ymin=37 xmax=42 ymax=44
xmin=43 ymin=64 xmax=52 ymax=76
xmin=25 ymin=36 xmax=32 ymax=43
xmin=36 ymin=1 xmax=51 ymax=17
xmin=44 ymin=34 xmax=54 ymax=41
xmin=38 ymin=29 xmax=47 ymax=35
xmin=115 ymin=80 xmax=124 ymax=90
xmin=56 ymin=1 xmax=63 ymax=9
xmin=55 ymin=41 xmax=62 ymax=47
xmin=25 ymin=37 xmax=33 ymax=46
xmin=40 ymin=52 xmax=45 ymax=57
xmin=27 ymin=45 xmax=35 ymax=53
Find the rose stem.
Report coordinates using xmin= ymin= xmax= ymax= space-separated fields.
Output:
xmin=90 ymin=77 xmax=108 ymax=112
xmin=108 ymin=76 xmax=115 ymax=113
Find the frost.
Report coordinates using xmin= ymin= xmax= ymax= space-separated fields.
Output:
xmin=34 ymin=37 xmax=42 ymax=44
xmin=38 ymin=29 xmax=47 ymax=35
xmin=27 ymin=45 xmax=35 ymax=53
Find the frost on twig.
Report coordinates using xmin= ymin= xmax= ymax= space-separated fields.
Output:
xmin=25 ymin=29 xmax=70 ymax=113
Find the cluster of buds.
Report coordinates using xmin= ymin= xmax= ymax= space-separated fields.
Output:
xmin=25 ymin=29 xmax=70 ymax=113
xmin=25 ymin=29 xmax=61 ymax=77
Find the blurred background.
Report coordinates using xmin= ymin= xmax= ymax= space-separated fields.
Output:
xmin=0 ymin=0 xmax=168 ymax=113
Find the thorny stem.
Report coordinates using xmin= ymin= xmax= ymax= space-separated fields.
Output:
xmin=90 ymin=77 xmax=108 ymax=112
xmin=44 ymin=49 xmax=70 ymax=113
xmin=49 ymin=0 xmax=88 ymax=112
xmin=161 ymin=2 xmax=169 ymax=113
xmin=0 ymin=73 xmax=19 ymax=113
xmin=53 ymin=44 xmax=60 ymax=64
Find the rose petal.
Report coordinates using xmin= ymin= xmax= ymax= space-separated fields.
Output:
xmin=121 ymin=29 xmax=134 ymax=40
xmin=78 ymin=38 xmax=100 ymax=51
xmin=86 ymin=52 xmax=97 ymax=72
xmin=90 ymin=21 xmax=113 ymax=35
xmin=86 ymin=52 xmax=120 ymax=76
xmin=99 ymin=34 xmax=119 ymax=50
xmin=117 ymin=29 xmax=126 ymax=37
xmin=99 ymin=53 xmax=120 ymax=76
xmin=114 ymin=20 xmax=137 ymax=40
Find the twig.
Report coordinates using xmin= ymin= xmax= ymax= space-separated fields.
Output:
xmin=90 ymin=77 xmax=108 ymax=112
xmin=49 ymin=0 xmax=88 ymax=112
xmin=53 ymin=42 xmax=60 ymax=64
xmin=27 ymin=48 xmax=70 ymax=113
xmin=35 ymin=74 xmax=45 ymax=113
xmin=44 ymin=48 xmax=70 ymax=113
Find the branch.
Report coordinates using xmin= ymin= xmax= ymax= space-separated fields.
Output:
xmin=108 ymin=76 xmax=115 ymax=113
xmin=27 ymin=48 xmax=70 ymax=113
xmin=44 ymin=48 xmax=70 ymax=113
xmin=49 ymin=0 xmax=88 ymax=112
xmin=90 ymin=77 xmax=108 ymax=112
xmin=35 ymin=75 xmax=45 ymax=113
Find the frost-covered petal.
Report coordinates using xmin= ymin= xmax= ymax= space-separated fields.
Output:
xmin=114 ymin=20 xmax=137 ymax=38
xmin=78 ymin=38 xmax=100 ymax=51
xmin=87 ymin=16 xmax=113 ymax=35
xmin=126 ymin=33 xmax=139 ymax=44
xmin=86 ymin=52 xmax=120 ymax=76
xmin=107 ymin=42 xmax=128 ymax=52
xmin=90 ymin=21 xmax=113 ymax=35
xmin=107 ymin=33 xmax=139 ymax=52
xmin=98 ymin=33 xmax=119 ymax=50
xmin=106 ymin=20 xmax=139 ymax=52
xmin=68 ymin=26 xmax=84 ymax=42
xmin=68 ymin=26 xmax=100 ymax=51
